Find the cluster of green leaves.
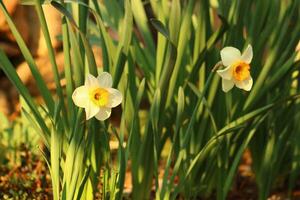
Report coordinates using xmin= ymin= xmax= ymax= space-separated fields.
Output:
xmin=0 ymin=99 xmax=40 ymax=166
xmin=0 ymin=0 xmax=300 ymax=199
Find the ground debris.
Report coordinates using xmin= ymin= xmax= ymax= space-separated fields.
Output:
xmin=0 ymin=143 xmax=52 ymax=199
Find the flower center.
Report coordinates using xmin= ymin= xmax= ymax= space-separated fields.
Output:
xmin=90 ymin=88 xmax=109 ymax=107
xmin=232 ymin=61 xmax=250 ymax=81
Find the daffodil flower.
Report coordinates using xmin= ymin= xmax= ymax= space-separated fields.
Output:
xmin=72 ymin=72 xmax=122 ymax=121
xmin=217 ymin=45 xmax=253 ymax=92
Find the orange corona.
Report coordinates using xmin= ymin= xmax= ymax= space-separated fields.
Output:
xmin=232 ymin=61 xmax=250 ymax=81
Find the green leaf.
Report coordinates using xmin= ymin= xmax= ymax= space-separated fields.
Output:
xmin=21 ymin=0 xmax=51 ymax=5
xmin=223 ymin=114 xmax=268 ymax=198
xmin=51 ymin=1 xmax=98 ymax=77
xmin=131 ymin=0 xmax=155 ymax=55
xmin=0 ymin=1 xmax=54 ymax=114
xmin=0 ymin=49 xmax=50 ymax=137
xmin=76 ymin=166 xmax=91 ymax=200
xmin=150 ymin=18 xmax=171 ymax=41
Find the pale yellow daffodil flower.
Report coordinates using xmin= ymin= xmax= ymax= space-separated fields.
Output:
xmin=72 ymin=72 xmax=122 ymax=120
xmin=217 ymin=45 xmax=253 ymax=92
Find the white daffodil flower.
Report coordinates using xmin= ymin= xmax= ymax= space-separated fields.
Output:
xmin=72 ymin=72 xmax=122 ymax=121
xmin=217 ymin=45 xmax=253 ymax=92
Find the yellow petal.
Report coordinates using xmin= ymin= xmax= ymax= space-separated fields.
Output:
xmin=222 ymin=79 xmax=234 ymax=92
xmin=95 ymin=107 xmax=112 ymax=121
xmin=72 ymin=86 xmax=89 ymax=108
xmin=85 ymin=101 xmax=100 ymax=120
xmin=106 ymin=88 xmax=123 ymax=108
xmin=85 ymin=74 xmax=100 ymax=87
xmin=97 ymin=72 xmax=113 ymax=88
xmin=234 ymin=76 xmax=253 ymax=91
xmin=241 ymin=45 xmax=253 ymax=64
xmin=220 ymin=46 xmax=241 ymax=66
xmin=217 ymin=66 xmax=232 ymax=80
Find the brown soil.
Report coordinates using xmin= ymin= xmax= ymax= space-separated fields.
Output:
xmin=0 ymin=143 xmax=52 ymax=199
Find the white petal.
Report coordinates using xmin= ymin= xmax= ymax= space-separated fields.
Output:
xmin=97 ymin=72 xmax=113 ymax=88
xmin=85 ymin=74 xmax=100 ymax=87
xmin=222 ymin=79 xmax=234 ymax=92
xmin=106 ymin=88 xmax=122 ymax=108
xmin=220 ymin=46 xmax=241 ymax=66
xmin=241 ymin=45 xmax=253 ymax=64
xmin=95 ymin=107 xmax=112 ymax=121
xmin=85 ymin=101 xmax=100 ymax=120
xmin=234 ymin=76 xmax=253 ymax=91
xmin=72 ymin=86 xmax=89 ymax=108
xmin=217 ymin=66 xmax=232 ymax=80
